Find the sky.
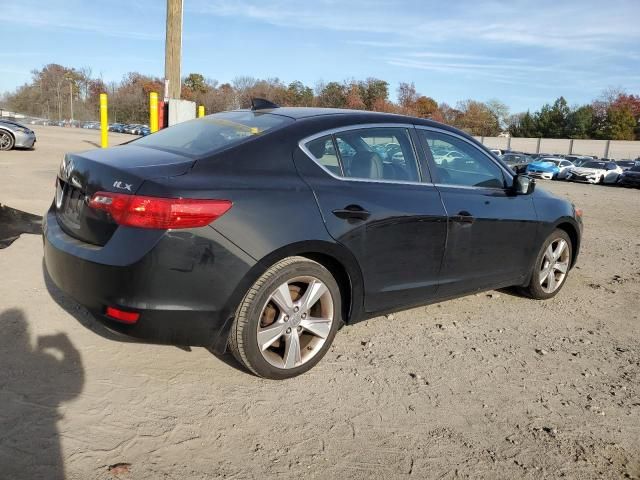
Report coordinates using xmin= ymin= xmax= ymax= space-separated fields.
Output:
xmin=0 ymin=0 xmax=639 ymax=112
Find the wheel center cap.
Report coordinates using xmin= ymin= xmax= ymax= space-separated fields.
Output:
xmin=290 ymin=313 xmax=302 ymax=327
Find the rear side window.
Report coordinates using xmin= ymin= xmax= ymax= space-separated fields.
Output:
xmin=305 ymin=136 xmax=343 ymax=176
xmin=133 ymin=111 xmax=293 ymax=156
xmin=304 ymin=127 xmax=420 ymax=182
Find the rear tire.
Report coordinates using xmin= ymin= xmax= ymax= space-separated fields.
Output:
xmin=228 ymin=256 xmax=342 ymax=379
xmin=521 ymin=229 xmax=572 ymax=300
xmin=0 ymin=130 xmax=14 ymax=151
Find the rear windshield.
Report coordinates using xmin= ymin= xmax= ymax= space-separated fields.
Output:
xmin=133 ymin=111 xmax=293 ymax=156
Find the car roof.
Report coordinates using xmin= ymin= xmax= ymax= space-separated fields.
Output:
xmin=244 ymin=106 xmax=467 ymax=135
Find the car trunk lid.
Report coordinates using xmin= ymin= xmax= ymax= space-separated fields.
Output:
xmin=55 ymin=145 xmax=195 ymax=246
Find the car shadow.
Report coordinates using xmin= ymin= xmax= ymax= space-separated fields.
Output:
xmin=41 ymin=261 xmax=249 ymax=375
xmin=0 ymin=204 xmax=42 ymax=249
xmin=82 ymin=140 xmax=101 ymax=148
xmin=0 ymin=308 xmax=84 ymax=479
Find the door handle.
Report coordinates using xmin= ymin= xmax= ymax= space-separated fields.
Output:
xmin=332 ymin=205 xmax=371 ymax=221
xmin=452 ymin=211 xmax=475 ymax=224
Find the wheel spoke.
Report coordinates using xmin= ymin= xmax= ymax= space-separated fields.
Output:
xmin=271 ymin=282 xmax=294 ymax=313
xmin=546 ymin=271 xmax=557 ymax=291
xmin=539 ymin=268 xmax=550 ymax=285
xmin=300 ymin=316 xmax=332 ymax=339
xmin=554 ymin=261 xmax=568 ymax=274
xmin=544 ymin=244 xmax=554 ymax=262
xmin=257 ymin=322 xmax=286 ymax=351
xmin=299 ymin=280 xmax=328 ymax=312
xmin=283 ymin=331 xmax=301 ymax=368
xmin=554 ymin=240 xmax=567 ymax=259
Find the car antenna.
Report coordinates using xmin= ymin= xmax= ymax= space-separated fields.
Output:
xmin=251 ymin=98 xmax=279 ymax=110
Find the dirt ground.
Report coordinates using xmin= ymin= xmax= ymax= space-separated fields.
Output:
xmin=1 ymin=126 xmax=639 ymax=479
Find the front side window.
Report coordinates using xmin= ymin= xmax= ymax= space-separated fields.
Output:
xmin=418 ymin=130 xmax=506 ymax=188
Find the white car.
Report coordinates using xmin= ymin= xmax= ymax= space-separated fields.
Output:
xmin=543 ymin=158 xmax=575 ymax=180
xmin=565 ymin=160 xmax=623 ymax=184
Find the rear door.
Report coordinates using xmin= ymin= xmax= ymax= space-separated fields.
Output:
xmin=416 ymin=127 xmax=539 ymax=296
xmin=295 ymin=124 xmax=447 ymax=313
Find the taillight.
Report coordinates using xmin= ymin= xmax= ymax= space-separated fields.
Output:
xmin=88 ymin=192 xmax=232 ymax=229
xmin=106 ymin=306 xmax=140 ymax=323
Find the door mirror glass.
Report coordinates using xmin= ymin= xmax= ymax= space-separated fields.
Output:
xmin=514 ymin=174 xmax=535 ymax=195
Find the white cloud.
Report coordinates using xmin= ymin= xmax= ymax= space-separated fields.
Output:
xmin=190 ymin=0 xmax=640 ymax=57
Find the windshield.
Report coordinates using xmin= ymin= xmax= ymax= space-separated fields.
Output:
xmin=629 ymin=165 xmax=640 ymax=172
xmin=133 ymin=111 xmax=294 ymax=156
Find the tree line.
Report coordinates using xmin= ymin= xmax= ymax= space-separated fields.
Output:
xmin=2 ymin=64 xmax=639 ymax=140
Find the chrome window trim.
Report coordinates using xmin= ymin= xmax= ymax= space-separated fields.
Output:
xmin=414 ymin=125 xmax=516 ymax=185
xmin=298 ymin=123 xmax=432 ymax=186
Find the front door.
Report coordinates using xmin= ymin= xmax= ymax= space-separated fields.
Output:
xmin=296 ymin=125 xmax=447 ymax=313
xmin=416 ymin=127 xmax=539 ymax=297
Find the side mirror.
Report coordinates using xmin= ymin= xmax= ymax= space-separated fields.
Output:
xmin=514 ymin=174 xmax=535 ymax=195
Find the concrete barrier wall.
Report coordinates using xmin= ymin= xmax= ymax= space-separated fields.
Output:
xmin=476 ymin=136 xmax=640 ymax=159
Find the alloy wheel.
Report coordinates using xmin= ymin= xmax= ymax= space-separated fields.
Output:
xmin=257 ymin=276 xmax=334 ymax=369
xmin=0 ymin=132 xmax=13 ymax=150
xmin=539 ymin=238 xmax=570 ymax=293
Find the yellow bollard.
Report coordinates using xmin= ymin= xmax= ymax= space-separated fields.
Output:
xmin=198 ymin=105 xmax=205 ymax=118
xmin=100 ymin=93 xmax=108 ymax=148
xmin=150 ymin=92 xmax=159 ymax=133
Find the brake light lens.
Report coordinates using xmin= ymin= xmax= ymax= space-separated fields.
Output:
xmin=106 ymin=306 xmax=140 ymax=323
xmin=89 ymin=192 xmax=232 ymax=229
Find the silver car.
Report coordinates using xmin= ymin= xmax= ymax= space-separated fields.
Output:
xmin=0 ymin=120 xmax=37 ymax=150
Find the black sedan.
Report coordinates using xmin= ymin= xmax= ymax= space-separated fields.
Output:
xmin=500 ymin=153 xmax=532 ymax=174
xmin=43 ymin=103 xmax=583 ymax=379
xmin=618 ymin=164 xmax=640 ymax=187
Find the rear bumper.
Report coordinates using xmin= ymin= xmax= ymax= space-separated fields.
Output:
xmin=43 ymin=208 xmax=256 ymax=348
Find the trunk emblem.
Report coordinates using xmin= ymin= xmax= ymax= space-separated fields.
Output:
xmin=113 ymin=181 xmax=133 ymax=191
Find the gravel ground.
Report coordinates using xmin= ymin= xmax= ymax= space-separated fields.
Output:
xmin=1 ymin=126 xmax=639 ymax=479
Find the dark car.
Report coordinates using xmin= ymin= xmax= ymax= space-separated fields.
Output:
xmin=616 ymin=160 xmax=637 ymax=171
xmin=500 ymin=153 xmax=532 ymax=173
xmin=618 ymin=164 xmax=640 ymax=187
xmin=43 ymin=105 xmax=583 ymax=379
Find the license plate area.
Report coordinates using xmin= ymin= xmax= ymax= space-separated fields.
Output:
xmin=57 ymin=181 xmax=86 ymax=229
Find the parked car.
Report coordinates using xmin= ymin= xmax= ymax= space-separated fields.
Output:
xmin=546 ymin=158 xmax=575 ymax=179
xmin=525 ymin=158 xmax=571 ymax=180
xmin=0 ymin=120 xmax=37 ymax=150
xmin=43 ymin=105 xmax=583 ymax=379
xmin=618 ymin=164 xmax=640 ymax=188
xmin=616 ymin=160 xmax=636 ymax=171
xmin=565 ymin=160 xmax=623 ymax=184
xmin=489 ymin=149 xmax=502 ymax=156
xmin=109 ymin=123 xmax=125 ymax=133
xmin=500 ymin=153 xmax=532 ymax=174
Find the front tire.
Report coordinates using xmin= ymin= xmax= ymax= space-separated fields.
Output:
xmin=229 ymin=256 xmax=342 ymax=379
xmin=521 ymin=229 xmax=572 ymax=300
xmin=0 ymin=131 xmax=14 ymax=151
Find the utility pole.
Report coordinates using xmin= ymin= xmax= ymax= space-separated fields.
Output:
xmin=69 ymin=81 xmax=74 ymax=121
xmin=164 ymin=0 xmax=183 ymax=100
